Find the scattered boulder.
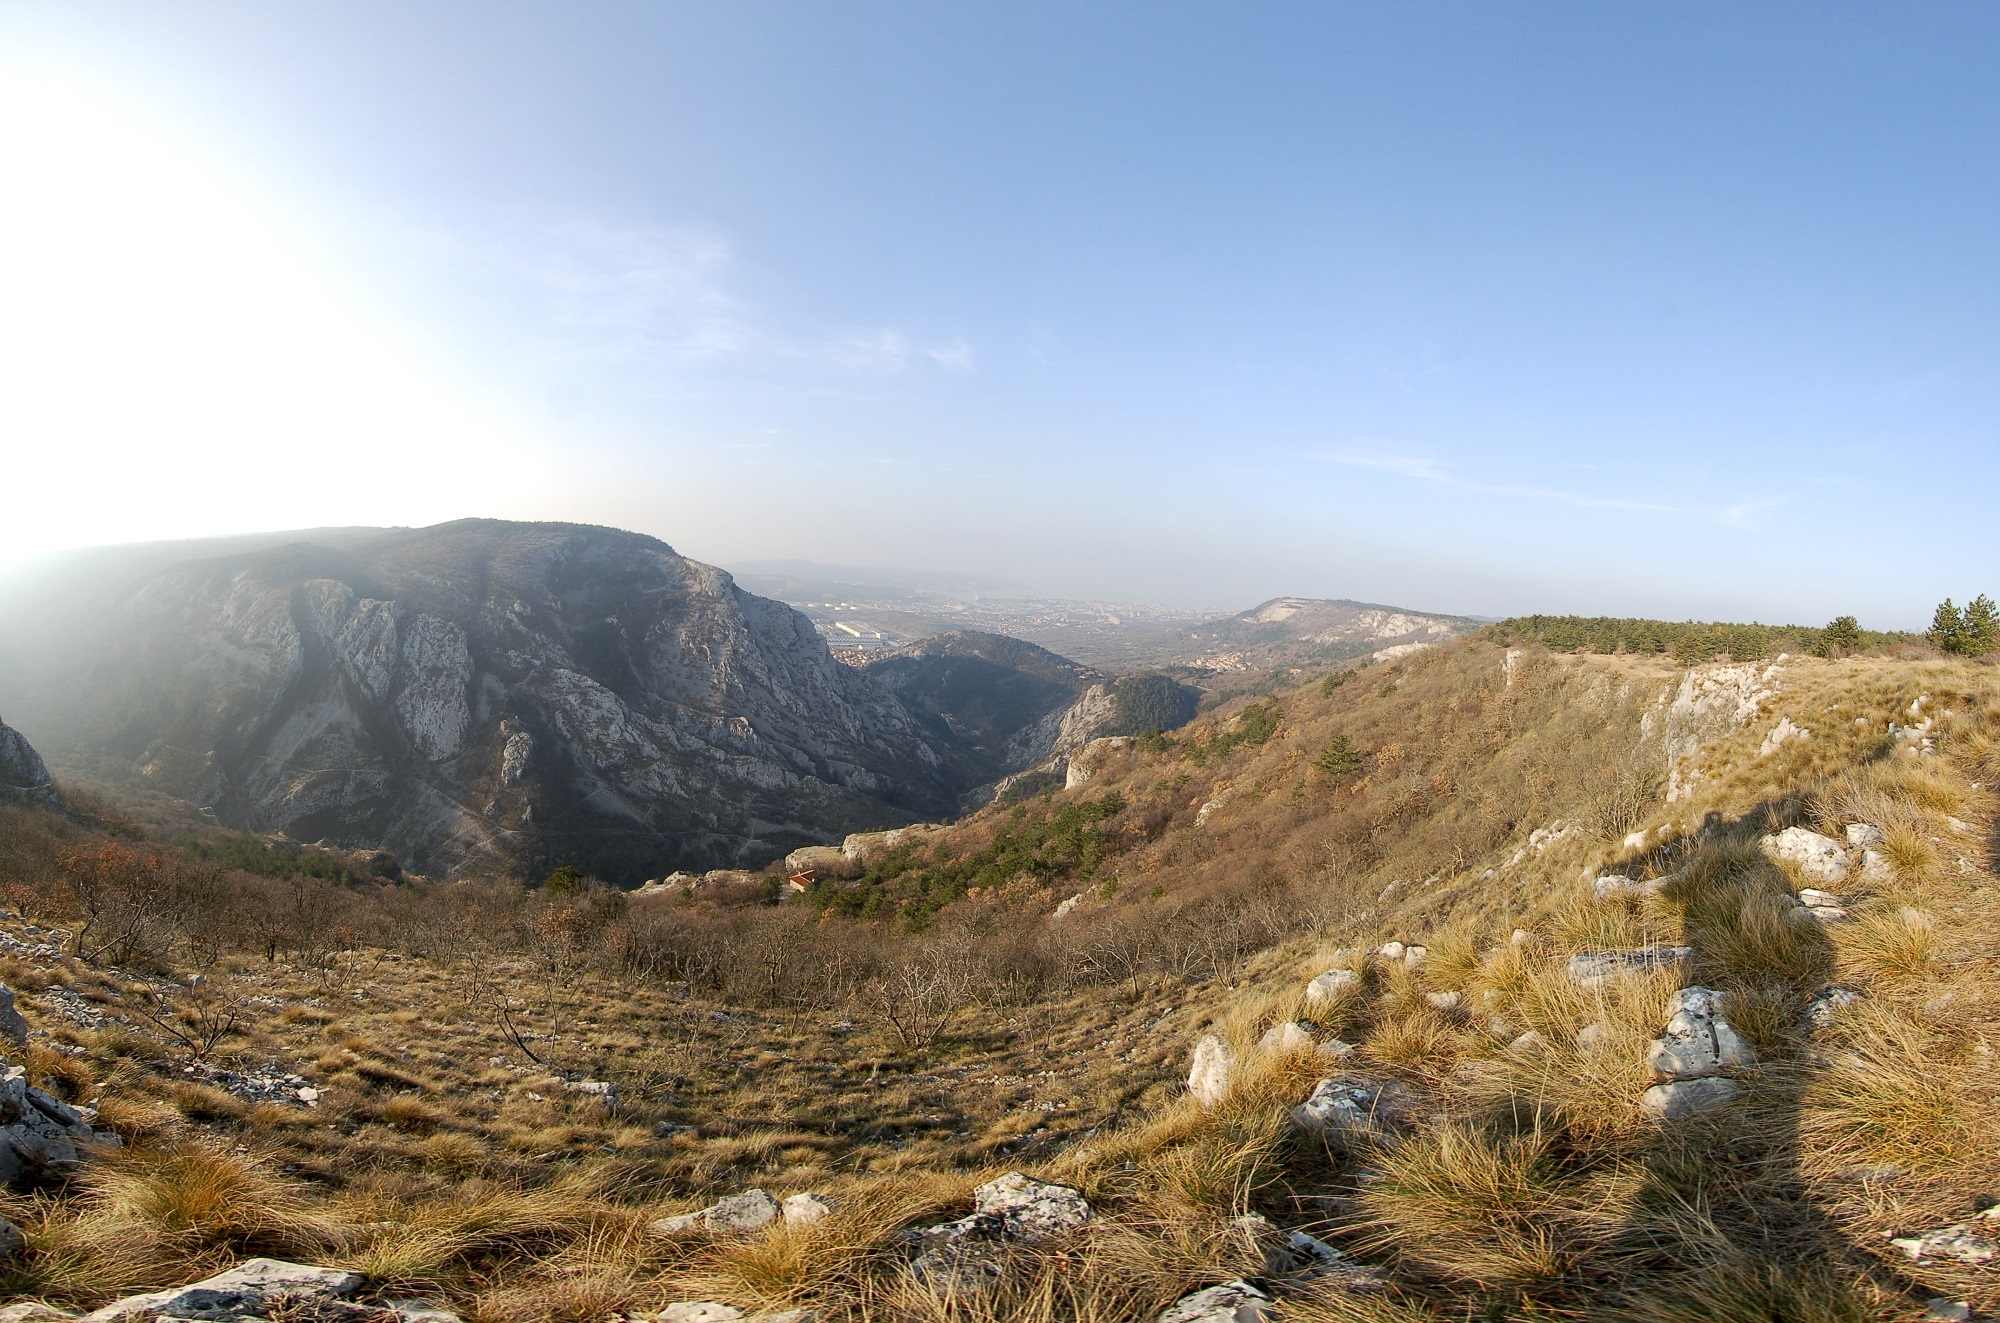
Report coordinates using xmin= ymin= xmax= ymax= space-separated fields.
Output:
xmin=0 ymin=1216 xmax=21 ymax=1259
xmin=1402 ymin=945 xmax=1428 ymax=967
xmin=903 ymin=1173 xmax=1091 ymax=1291
xmin=1303 ymin=968 xmax=1360 ymax=1005
xmin=1859 ymin=849 xmax=1893 ymax=884
xmin=1 ymin=1062 xmax=116 ymax=1186
xmin=1803 ymin=985 xmax=1863 ymax=1030
xmin=1375 ymin=941 xmax=1405 ymax=961
xmin=1758 ymin=827 xmax=1848 ymax=883
xmin=1233 ymin=1214 xmax=1385 ymax=1290
xmin=1639 ymin=1077 xmax=1739 ymax=1121
xmin=0 ymin=1305 xmax=75 ymax=1322
xmin=1566 ymin=947 xmax=1693 ymax=988
xmin=782 ymin=1191 xmax=836 ymax=1225
xmin=1758 ymin=716 xmax=1810 ymax=757
xmin=78 ymin=1258 xmax=364 ymax=1322
xmin=1891 ymin=1211 xmax=1999 ymax=1265
xmin=563 ymin=1079 xmax=617 ymax=1107
xmin=1791 ymin=889 xmax=1849 ymax=924
xmin=1425 ymin=991 xmax=1461 ymax=1011
xmin=1187 ymin=1035 xmax=1234 ymax=1107
xmin=650 ymin=1188 xmax=782 ymax=1236
xmin=1647 ymin=987 xmax=1755 ymax=1081
xmin=1845 ymin=823 xmax=1885 ymax=849
xmin=1257 ymin=1022 xmax=1314 ymax=1054
xmin=1290 ymin=1078 xmax=1402 ymax=1139
xmin=1923 ymin=1301 xmax=1972 ymax=1323
xmin=1053 ymin=894 xmax=1083 ymax=919
xmin=1156 ymin=1280 xmax=1275 ymax=1323
xmin=1593 ymin=875 xmax=1666 ymax=902
xmin=657 ymin=1306 xmax=812 ymax=1323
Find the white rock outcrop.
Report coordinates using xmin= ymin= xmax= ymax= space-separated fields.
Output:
xmin=1758 ymin=828 xmax=1848 ymax=883
xmin=1304 ymin=968 xmax=1360 ymax=1005
xmin=1646 ymin=987 xmax=1755 ymax=1081
xmin=1566 ymin=947 xmax=1693 ymax=988
xmin=1187 ymin=1035 xmax=1234 ymax=1106
xmin=1257 ymin=1022 xmax=1314 ymax=1054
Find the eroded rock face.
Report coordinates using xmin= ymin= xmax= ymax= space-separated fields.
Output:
xmin=0 ymin=1061 xmax=118 ymax=1186
xmin=0 ymin=718 xmax=54 ymax=807
xmin=1647 ymin=987 xmax=1755 ymax=1081
xmin=0 ymin=522 xmax=977 ymax=880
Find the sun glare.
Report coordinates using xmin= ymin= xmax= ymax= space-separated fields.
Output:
xmin=0 ymin=68 xmax=536 ymax=565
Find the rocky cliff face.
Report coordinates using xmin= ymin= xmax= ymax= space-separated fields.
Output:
xmin=0 ymin=521 xmax=964 ymax=880
xmin=0 ymin=716 xmax=55 ymax=807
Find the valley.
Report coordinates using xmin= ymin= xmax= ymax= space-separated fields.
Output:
xmin=0 ymin=607 xmax=1994 ymax=1322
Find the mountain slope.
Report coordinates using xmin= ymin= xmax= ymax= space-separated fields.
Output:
xmin=1166 ymin=595 xmax=1476 ymax=671
xmin=0 ymin=520 xmax=964 ymax=879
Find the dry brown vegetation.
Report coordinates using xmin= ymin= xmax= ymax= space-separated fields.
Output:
xmin=0 ymin=639 xmax=1994 ymax=1320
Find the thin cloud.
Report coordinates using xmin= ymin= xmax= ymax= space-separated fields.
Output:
xmin=1309 ymin=445 xmax=1781 ymax=526
xmin=463 ymin=215 xmax=970 ymax=377
xmin=1316 ymin=446 xmax=1452 ymax=481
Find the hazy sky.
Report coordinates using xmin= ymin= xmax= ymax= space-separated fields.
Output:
xmin=3 ymin=3 xmax=1996 ymax=626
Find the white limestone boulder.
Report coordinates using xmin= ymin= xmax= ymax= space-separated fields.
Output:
xmin=1758 ymin=827 xmax=1849 ymax=883
xmin=1187 ymin=1034 xmax=1234 ymax=1107
xmin=1646 ymin=987 xmax=1755 ymax=1081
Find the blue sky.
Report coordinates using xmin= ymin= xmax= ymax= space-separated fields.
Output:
xmin=2 ymin=3 xmax=1995 ymax=626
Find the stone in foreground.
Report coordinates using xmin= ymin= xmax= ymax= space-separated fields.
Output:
xmin=1257 ymin=1022 xmax=1314 ymax=1054
xmin=1291 ymin=1078 xmax=1399 ymax=1138
xmin=1187 ymin=1034 xmax=1234 ymax=1107
xmin=1890 ymin=1222 xmax=1998 ymax=1266
xmin=905 ymin=1172 xmax=1091 ymax=1291
xmin=1303 ymin=968 xmax=1360 ymax=1004
xmin=80 ymin=1259 xmax=365 ymax=1322
xmin=651 ymin=1188 xmax=782 ymax=1236
xmin=1157 ymin=1280 xmax=1276 ymax=1323
xmin=1566 ymin=947 xmax=1693 ymax=988
xmin=1759 ymin=827 xmax=1849 ymax=883
xmin=1646 ymin=987 xmax=1755 ymax=1081
xmin=1640 ymin=1077 xmax=1739 ymax=1121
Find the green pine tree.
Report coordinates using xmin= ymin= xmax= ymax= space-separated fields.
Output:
xmin=1819 ymin=615 xmax=1862 ymax=658
xmin=1928 ymin=599 xmax=1965 ymax=653
xmin=1962 ymin=595 xmax=1999 ymax=655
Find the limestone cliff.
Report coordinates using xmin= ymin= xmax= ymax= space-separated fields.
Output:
xmin=0 ymin=521 xmax=961 ymax=880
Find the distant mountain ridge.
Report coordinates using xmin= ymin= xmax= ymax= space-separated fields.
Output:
xmin=0 ymin=521 xmax=982 ymax=880
xmin=1166 ymin=596 xmax=1477 ymax=671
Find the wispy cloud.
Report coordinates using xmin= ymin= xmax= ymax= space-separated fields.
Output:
xmin=458 ymin=214 xmax=969 ymax=377
xmin=1307 ymin=444 xmax=1781 ymax=527
xmin=1316 ymin=445 xmax=1452 ymax=481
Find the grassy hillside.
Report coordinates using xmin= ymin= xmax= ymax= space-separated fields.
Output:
xmin=0 ymin=639 xmax=1993 ymax=1320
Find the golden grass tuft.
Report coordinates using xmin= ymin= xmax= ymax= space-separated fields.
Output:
xmin=1349 ymin=1123 xmax=1590 ymax=1286
xmin=1840 ymin=906 xmax=1937 ymax=985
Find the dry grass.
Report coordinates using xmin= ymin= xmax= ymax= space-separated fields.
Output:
xmin=2 ymin=644 xmax=1997 ymax=1319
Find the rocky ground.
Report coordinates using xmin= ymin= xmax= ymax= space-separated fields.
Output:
xmin=0 ymin=642 xmax=1994 ymax=1320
